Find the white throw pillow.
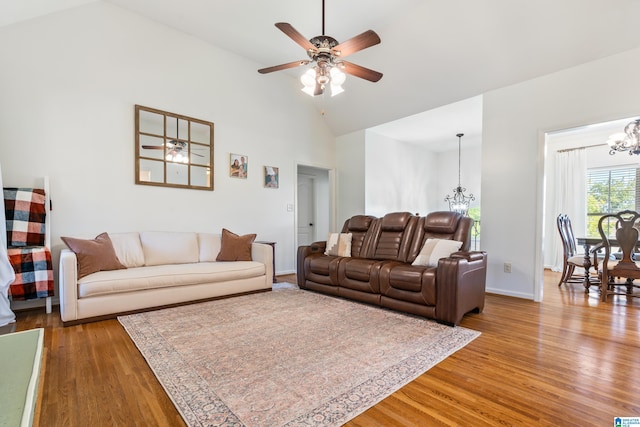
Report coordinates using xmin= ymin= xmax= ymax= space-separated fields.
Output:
xmin=412 ymin=238 xmax=463 ymax=267
xmin=324 ymin=233 xmax=352 ymax=257
xmin=108 ymin=232 xmax=145 ymax=268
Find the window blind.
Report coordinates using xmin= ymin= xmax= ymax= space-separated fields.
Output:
xmin=586 ymin=167 xmax=639 ymax=236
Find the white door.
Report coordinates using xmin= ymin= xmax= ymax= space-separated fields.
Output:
xmin=298 ymin=175 xmax=315 ymax=246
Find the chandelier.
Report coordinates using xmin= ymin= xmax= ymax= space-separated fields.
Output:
xmin=607 ymin=118 xmax=640 ymax=155
xmin=445 ymin=133 xmax=475 ymax=216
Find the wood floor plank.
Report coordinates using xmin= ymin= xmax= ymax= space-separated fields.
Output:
xmin=10 ymin=271 xmax=640 ymax=426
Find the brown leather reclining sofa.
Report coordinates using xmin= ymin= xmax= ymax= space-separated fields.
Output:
xmin=296 ymin=211 xmax=487 ymax=326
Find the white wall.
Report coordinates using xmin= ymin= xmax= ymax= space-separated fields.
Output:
xmin=0 ymin=2 xmax=336 ymax=286
xmin=336 ymin=130 xmax=366 ymax=226
xmin=364 ymin=131 xmax=482 ymax=218
xmin=365 ymin=132 xmax=436 ymax=217
xmin=482 ymin=47 xmax=640 ymax=300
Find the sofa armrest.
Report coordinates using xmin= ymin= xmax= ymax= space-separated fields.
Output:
xmin=251 ymin=243 xmax=273 ymax=284
xmin=309 ymin=241 xmax=327 ymax=253
xmin=59 ymin=249 xmax=79 ymax=322
xmin=297 ymin=245 xmax=312 ymax=288
xmin=435 ymin=251 xmax=488 ymax=326
xmin=297 ymin=242 xmax=328 ymax=288
xmin=450 ymin=251 xmax=486 ymax=262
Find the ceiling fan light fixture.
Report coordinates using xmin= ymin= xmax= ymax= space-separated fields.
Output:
xmin=259 ymin=0 xmax=382 ymax=99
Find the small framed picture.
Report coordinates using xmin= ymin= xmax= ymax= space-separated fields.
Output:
xmin=264 ymin=166 xmax=279 ymax=188
xmin=230 ymin=153 xmax=248 ymax=179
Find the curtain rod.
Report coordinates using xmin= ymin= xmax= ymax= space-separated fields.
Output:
xmin=556 ymin=143 xmax=607 ymax=153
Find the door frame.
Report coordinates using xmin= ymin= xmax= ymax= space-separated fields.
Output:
xmin=294 ymin=162 xmax=336 ymax=267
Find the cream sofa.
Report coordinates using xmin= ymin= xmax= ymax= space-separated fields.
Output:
xmin=59 ymin=231 xmax=273 ymax=324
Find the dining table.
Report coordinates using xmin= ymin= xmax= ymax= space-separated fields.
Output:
xmin=575 ymin=237 xmax=614 ymax=291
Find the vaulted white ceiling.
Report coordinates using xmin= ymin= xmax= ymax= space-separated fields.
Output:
xmin=3 ymin=0 xmax=640 ymax=141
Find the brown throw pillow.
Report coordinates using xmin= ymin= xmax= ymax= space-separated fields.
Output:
xmin=216 ymin=228 xmax=256 ymax=261
xmin=61 ymin=232 xmax=126 ymax=279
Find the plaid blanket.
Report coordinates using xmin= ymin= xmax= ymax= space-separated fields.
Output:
xmin=7 ymin=246 xmax=54 ymax=300
xmin=3 ymin=188 xmax=46 ymax=247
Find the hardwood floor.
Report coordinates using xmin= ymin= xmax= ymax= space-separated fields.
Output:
xmin=14 ymin=271 xmax=640 ymax=426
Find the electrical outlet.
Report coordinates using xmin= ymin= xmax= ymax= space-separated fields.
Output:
xmin=504 ymin=262 xmax=512 ymax=273
xmin=286 ymin=204 xmax=294 ymax=212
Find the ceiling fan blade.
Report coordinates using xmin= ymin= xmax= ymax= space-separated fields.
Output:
xmin=141 ymin=145 xmax=165 ymax=150
xmin=341 ymin=61 xmax=383 ymax=82
xmin=332 ymin=30 xmax=381 ymax=58
xmin=258 ymin=60 xmax=310 ymax=74
xmin=275 ymin=23 xmax=316 ymax=52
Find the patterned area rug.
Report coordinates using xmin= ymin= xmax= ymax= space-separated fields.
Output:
xmin=119 ymin=288 xmax=480 ymax=427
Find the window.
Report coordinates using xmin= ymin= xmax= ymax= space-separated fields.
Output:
xmin=586 ymin=167 xmax=640 ymax=237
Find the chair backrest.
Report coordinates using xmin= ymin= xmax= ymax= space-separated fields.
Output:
xmin=598 ymin=210 xmax=640 ymax=270
xmin=557 ymin=214 xmax=578 ymax=259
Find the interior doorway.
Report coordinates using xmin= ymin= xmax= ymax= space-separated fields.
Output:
xmin=297 ymin=175 xmax=315 ymax=247
xmin=296 ymin=165 xmax=333 ymax=250
xmin=540 ymin=117 xmax=633 ymax=301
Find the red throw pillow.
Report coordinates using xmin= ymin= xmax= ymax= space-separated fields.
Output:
xmin=61 ymin=232 xmax=126 ymax=278
xmin=216 ymin=228 xmax=256 ymax=261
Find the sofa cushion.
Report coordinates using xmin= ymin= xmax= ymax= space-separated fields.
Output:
xmin=77 ymin=261 xmax=265 ymax=298
xmin=109 ymin=232 xmax=145 ymax=268
xmin=216 ymin=229 xmax=256 ymax=261
xmin=324 ymin=233 xmax=352 ymax=257
xmin=198 ymin=233 xmax=222 ymax=262
xmin=412 ymin=238 xmax=462 ymax=267
xmin=424 ymin=211 xmax=461 ymax=234
xmin=347 ymin=215 xmax=374 ymax=231
xmin=140 ymin=232 xmax=199 ymax=266
xmin=61 ymin=232 xmax=126 ymax=279
xmin=380 ymin=263 xmax=437 ymax=306
xmin=381 ymin=212 xmax=413 ymax=231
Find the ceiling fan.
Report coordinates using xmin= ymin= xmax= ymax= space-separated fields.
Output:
xmin=258 ymin=0 xmax=382 ymax=97
xmin=141 ymin=118 xmax=204 ymax=163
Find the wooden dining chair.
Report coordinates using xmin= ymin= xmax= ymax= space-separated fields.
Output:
xmin=556 ymin=214 xmax=601 ymax=289
xmin=598 ymin=210 xmax=640 ymax=302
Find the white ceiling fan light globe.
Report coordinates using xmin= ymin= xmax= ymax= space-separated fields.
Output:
xmin=301 ymin=69 xmax=317 ymax=96
xmin=302 ymin=86 xmax=316 ymax=96
xmin=330 ymin=66 xmax=346 ymax=85
xmin=330 ymin=83 xmax=344 ymax=97
xmin=301 ymin=69 xmax=316 ymax=87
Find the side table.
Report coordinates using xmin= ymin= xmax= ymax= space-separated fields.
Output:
xmin=256 ymin=241 xmax=277 ymax=283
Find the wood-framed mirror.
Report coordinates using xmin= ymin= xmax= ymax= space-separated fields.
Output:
xmin=135 ymin=105 xmax=214 ymax=191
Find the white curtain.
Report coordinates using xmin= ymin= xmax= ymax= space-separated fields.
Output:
xmin=550 ymin=148 xmax=587 ymax=272
xmin=0 ymin=161 xmax=16 ymax=326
